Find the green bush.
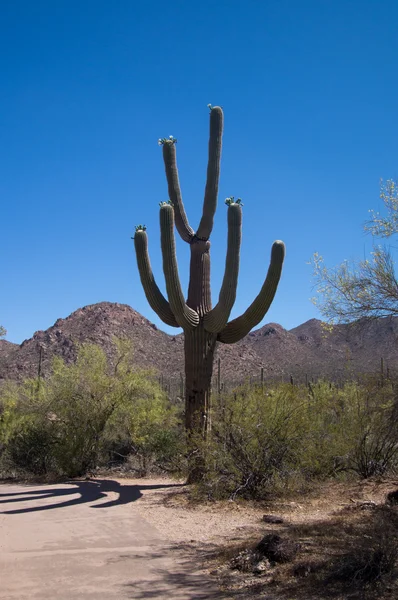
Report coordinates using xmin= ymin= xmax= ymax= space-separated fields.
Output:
xmin=0 ymin=341 xmax=183 ymax=478
xmin=2 ymin=348 xmax=397 ymax=490
xmin=199 ymin=379 xmax=398 ymax=500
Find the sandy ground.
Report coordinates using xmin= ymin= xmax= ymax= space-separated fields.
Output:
xmin=0 ymin=478 xmax=222 ymax=600
xmin=132 ymin=475 xmax=398 ymax=599
xmin=1 ymin=476 xmax=397 ymax=599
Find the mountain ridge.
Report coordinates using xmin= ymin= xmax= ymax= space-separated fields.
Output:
xmin=1 ymin=302 xmax=398 ymax=385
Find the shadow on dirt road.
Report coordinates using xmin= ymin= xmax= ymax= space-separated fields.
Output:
xmin=0 ymin=479 xmax=184 ymax=514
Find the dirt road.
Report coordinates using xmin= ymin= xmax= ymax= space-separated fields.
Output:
xmin=0 ymin=479 xmax=221 ymax=600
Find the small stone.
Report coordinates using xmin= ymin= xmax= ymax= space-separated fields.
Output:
xmin=253 ymin=558 xmax=271 ymax=574
xmin=230 ymin=549 xmax=259 ymax=572
xmin=262 ymin=514 xmax=284 ymax=524
xmin=359 ymin=501 xmax=377 ymax=510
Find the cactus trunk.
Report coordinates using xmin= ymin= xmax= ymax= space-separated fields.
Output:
xmin=184 ymin=326 xmax=217 ymax=483
xmin=184 ymin=239 xmax=216 ymax=480
xmin=184 ymin=324 xmax=217 ymax=438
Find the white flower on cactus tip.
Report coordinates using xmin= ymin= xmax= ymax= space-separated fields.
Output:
xmin=158 ymin=136 xmax=177 ymax=146
xmin=225 ymin=196 xmax=244 ymax=206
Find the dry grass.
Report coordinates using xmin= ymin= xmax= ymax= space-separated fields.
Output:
xmin=128 ymin=476 xmax=398 ymax=599
xmin=206 ymin=478 xmax=398 ymax=599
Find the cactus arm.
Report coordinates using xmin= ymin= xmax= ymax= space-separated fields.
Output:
xmin=196 ymin=106 xmax=224 ymax=240
xmin=134 ymin=230 xmax=179 ymax=327
xmin=162 ymin=143 xmax=195 ymax=243
xmin=217 ymin=240 xmax=285 ymax=344
xmin=204 ymin=203 xmax=242 ymax=332
xmin=160 ymin=204 xmax=200 ymax=329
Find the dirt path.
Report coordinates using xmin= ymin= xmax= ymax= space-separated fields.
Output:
xmin=0 ymin=478 xmax=222 ymax=600
xmin=3 ymin=476 xmax=395 ymax=599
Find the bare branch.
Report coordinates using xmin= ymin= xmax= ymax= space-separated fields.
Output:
xmin=311 ymin=246 xmax=398 ymax=323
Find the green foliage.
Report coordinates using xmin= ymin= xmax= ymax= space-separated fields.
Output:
xmin=312 ymin=177 xmax=398 ymax=323
xmin=3 ymin=340 xmax=396 ymax=492
xmin=366 ymin=178 xmax=398 ymax=238
xmin=312 ymin=248 xmax=398 ymax=322
xmin=0 ymin=341 xmax=183 ymax=478
xmin=202 ymin=384 xmax=305 ymax=499
xmin=0 ymin=325 xmax=6 ymax=337
xmin=198 ymin=380 xmax=398 ymax=500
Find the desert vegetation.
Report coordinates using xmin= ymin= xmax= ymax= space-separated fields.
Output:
xmin=1 ymin=342 xmax=397 ymax=490
xmin=0 ymin=341 xmax=183 ymax=479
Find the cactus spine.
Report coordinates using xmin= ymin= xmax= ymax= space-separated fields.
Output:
xmin=134 ymin=106 xmax=285 ymax=481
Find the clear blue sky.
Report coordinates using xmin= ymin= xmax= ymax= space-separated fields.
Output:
xmin=2 ymin=0 xmax=398 ymax=344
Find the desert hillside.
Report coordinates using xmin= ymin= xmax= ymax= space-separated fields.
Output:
xmin=1 ymin=302 xmax=398 ymax=385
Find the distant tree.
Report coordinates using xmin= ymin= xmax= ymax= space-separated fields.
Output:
xmin=0 ymin=325 xmax=6 ymax=338
xmin=312 ymin=179 xmax=398 ymax=323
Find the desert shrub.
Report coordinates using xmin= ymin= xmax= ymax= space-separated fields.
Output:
xmin=0 ymin=379 xmax=57 ymax=476
xmin=200 ymin=384 xmax=308 ymax=499
xmin=103 ymin=367 xmax=185 ymax=474
xmin=0 ymin=341 xmax=183 ymax=478
xmin=198 ymin=379 xmax=398 ymax=500
xmin=326 ymin=506 xmax=398 ymax=595
xmin=5 ymin=418 xmax=57 ymax=475
xmin=347 ymin=379 xmax=398 ymax=478
xmin=296 ymin=379 xmax=398 ymax=479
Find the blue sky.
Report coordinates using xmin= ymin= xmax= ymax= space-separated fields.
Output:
xmin=1 ymin=0 xmax=398 ymax=344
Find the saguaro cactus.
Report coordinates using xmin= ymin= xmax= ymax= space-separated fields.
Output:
xmin=134 ymin=106 xmax=285 ymax=479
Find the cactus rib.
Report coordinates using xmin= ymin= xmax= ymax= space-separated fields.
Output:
xmin=162 ymin=143 xmax=195 ymax=243
xmin=160 ymin=204 xmax=199 ymax=329
xmin=134 ymin=230 xmax=179 ymax=327
xmin=217 ymin=240 xmax=285 ymax=343
xmin=196 ymin=106 xmax=224 ymax=240
xmin=204 ymin=203 xmax=242 ymax=332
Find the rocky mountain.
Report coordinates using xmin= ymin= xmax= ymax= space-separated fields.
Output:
xmin=1 ymin=302 xmax=398 ymax=387
xmin=0 ymin=303 xmax=184 ymax=383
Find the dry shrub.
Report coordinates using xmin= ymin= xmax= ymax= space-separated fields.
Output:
xmin=199 ymin=380 xmax=398 ymax=501
xmin=283 ymin=506 xmax=398 ymax=599
xmin=327 ymin=507 xmax=398 ymax=592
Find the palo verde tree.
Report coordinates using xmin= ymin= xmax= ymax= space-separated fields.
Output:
xmin=312 ymin=178 xmax=398 ymax=323
xmin=133 ymin=106 xmax=285 ymax=479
